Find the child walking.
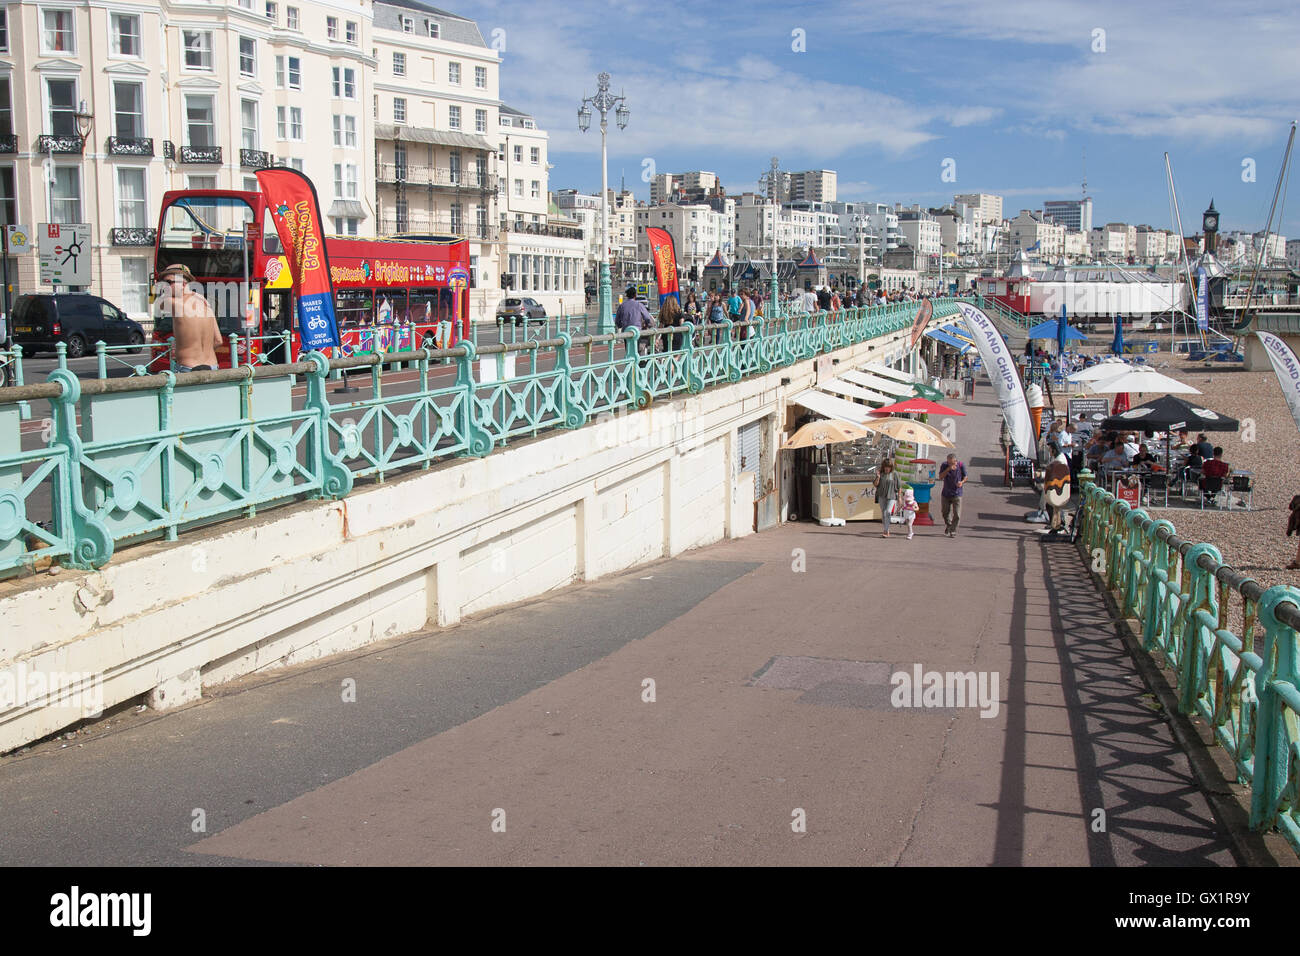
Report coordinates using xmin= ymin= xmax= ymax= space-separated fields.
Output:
xmin=901 ymin=487 xmax=918 ymax=539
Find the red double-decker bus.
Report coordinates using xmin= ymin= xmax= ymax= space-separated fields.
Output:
xmin=151 ymin=189 xmax=472 ymax=367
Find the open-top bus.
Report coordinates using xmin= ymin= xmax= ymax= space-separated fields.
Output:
xmin=152 ymin=189 xmax=472 ymax=367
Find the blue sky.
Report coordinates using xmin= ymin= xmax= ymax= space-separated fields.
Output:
xmin=455 ymin=0 xmax=1300 ymax=236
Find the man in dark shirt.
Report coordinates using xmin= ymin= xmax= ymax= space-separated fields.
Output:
xmin=816 ymin=286 xmax=832 ymax=312
xmin=1194 ymin=433 xmax=1214 ymax=461
xmin=938 ymin=453 xmax=968 ymax=537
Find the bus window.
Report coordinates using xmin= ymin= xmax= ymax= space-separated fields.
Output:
xmin=408 ymin=290 xmax=441 ymax=327
xmin=262 ymin=208 xmax=284 ymax=255
xmin=374 ymin=290 xmax=407 ymax=325
xmin=156 ymin=195 xmax=255 ymax=279
xmin=336 ymin=289 xmax=374 ymax=328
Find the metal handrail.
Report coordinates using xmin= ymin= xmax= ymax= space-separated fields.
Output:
xmin=1080 ymin=478 xmax=1300 ymax=854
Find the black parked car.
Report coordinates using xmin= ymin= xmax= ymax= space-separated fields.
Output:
xmin=10 ymin=293 xmax=146 ymax=358
xmin=495 ymin=297 xmax=547 ymax=326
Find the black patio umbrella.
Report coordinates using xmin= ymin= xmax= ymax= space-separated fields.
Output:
xmin=1100 ymin=394 xmax=1239 ymax=434
xmin=1100 ymin=395 xmax=1239 ymax=489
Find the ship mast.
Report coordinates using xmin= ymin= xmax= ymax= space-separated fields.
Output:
xmin=1239 ymin=121 xmax=1296 ymax=331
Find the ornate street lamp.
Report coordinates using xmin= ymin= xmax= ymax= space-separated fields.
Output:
xmin=578 ymin=72 xmax=628 ymax=333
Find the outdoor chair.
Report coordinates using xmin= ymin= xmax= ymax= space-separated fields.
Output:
xmin=1230 ymin=473 xmax=1254 ymax=510
xmin=1199 ymin=474 xmax=1225 ymax=510
xmin=1144 ymin=471 xmax=1169 ymax=508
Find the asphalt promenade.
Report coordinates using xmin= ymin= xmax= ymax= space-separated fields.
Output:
xmin=0 ymin=386 xmax=1241 ymax=865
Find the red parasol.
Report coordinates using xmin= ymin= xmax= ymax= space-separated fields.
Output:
xmin=870 ymin=397 xmax=966 ymax=417
xmin=1111 ymin=393 xmax=1131 ymax=414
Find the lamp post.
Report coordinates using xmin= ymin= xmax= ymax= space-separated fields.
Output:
xmin=578 ymin=73 xmax=628 ymax=334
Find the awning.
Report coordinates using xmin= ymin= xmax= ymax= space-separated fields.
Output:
xmin=818 ymin=377 xmax=891 ymax=405
xmin=328 ymin=200 xmax=367 ymax=219
xmin=862 ymin=362 xmax=917 ymax=385
xmin=840 ymin=369 xmax=911 ymax=397
xmin=936 ymin=323 xmax=975 ymax=344
xmin=926 ymin=329 xmax=973 ymax=353
xmin=788 ymin=389 xmax=875 ymax=425
xmin=374 ymin=124 xmax=495 ymax=152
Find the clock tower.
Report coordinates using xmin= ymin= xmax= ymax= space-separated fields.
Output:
xmin=1202 ymin=199 xmax=1219 ymax=255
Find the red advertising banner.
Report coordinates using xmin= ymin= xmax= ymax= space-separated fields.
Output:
xmin=908 ymin=298 xmax=934 ymax=351
xmin=646 ymin=227 xmax=681 ymax=305
xmin=255 ymin=168 xmax=341 ymax=350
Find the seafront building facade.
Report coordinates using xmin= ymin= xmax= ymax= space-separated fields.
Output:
xmin=4 ymin=0 xmax=374 ymax=316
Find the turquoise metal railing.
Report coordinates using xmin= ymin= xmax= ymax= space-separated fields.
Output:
xmin=1081 ymin=479 xmax=1300 ymax=855
xmin=976 ymin=293 xmax=1032 ymax=330
xmin=0 ymin=298 xmax=956 ymax=578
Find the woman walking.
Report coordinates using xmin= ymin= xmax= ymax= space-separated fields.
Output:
xmin=873 ymin=460 xmax=901 ymax=538
xmin=659 ymin=295 xmax=684 ymax=352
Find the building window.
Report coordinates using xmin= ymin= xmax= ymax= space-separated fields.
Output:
xmin=186 ymin=174 xmax=216 ymax=190
xmin=427 ymin=21 xmax=439 ymax=38
xmin=0 ymin=167 xmax=13 ymax=225
xmin=183 ymin=30 xmax=213 ymax=70
xmin=265 ymin=1 xmax=277 ymax=22
xmin=530 ymin=180 xmax=540 ymax=199
xmin=332 ymin=67 xmax=356 ymax=99
xmin=326 ymin=16 xmax=338 ymax=39
xmin=286 ymin=56 xmax=301 ymax=88
xmin=116 ymin=167 xmax=147 ymax=228
xmin=333 ymin=217 xmax=358 ymax=236
xmin=448 ymin=62 xmax=461 ymax=85
xmin=395 ymin=199 xmax=408 ymax=232
xmin=239 ymin=37 xmax=256 ymax=76
xmin=475 ymin=109 xmax=486 ymax=133
xmin=401 ymin=15 xmax=413 ymax=32
xmin=513 ymin=145 xmax=522 ymax=163
xmin=0 ymin=10 xmax=8 ymax=52
xmin=51 ymin=166 xmax=81 ymax=223
xmin=286 ymin=6 xmax=299 ymax=30
xmin=289 ymin=158 xmax=303 ymax=172
xmin=111 ymin=13 xmax=140 ymax=57
xmin=449 ymin=150 xmax=460 ymax=184
xmin=393 ymin=52 xmax=406 ymax=76
xmin=474 ymin=66 xmax=487 ymax=89
xmin=449 ymin=202 xmax=462 ymax=234
xmin=184 ymin=95 xmax=215 ymax=148
xmin=392 ymin=98 xmax=406 ymax=124
xmin=0 ymin=79 xmax=11 ymax=138
xmin=277 ymin=106 xmax=303 ymax=141
xmin=448 ymin=105 xmax=461 ymax=130
xmin=530 ymin=146 xmax=539 ymax=164
xmin=120 ymin=258 xmax=149 ymax=314
xmin=241 ymin=99 xmax=259 ymax=150
xmin=46 ymin=78 xmax=77 ymax=136
xmin=476 ymin=206 xmax=487 ymax=237
xmin=112 ymin=82 xmax=144 ymax=139
xmin=345 ymin=21 xmax=357 ymax=44
xmin=333 ymin=163 xmax=357 ymax=199
xmin=42 ymin=9 xmax=75 ymax=54
xmin=332 ymin=114 xmax=356 ymax=147
xmin=513 ymin=179 xmax=522 ymax=197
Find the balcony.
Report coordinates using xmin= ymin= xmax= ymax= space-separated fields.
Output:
xmin=36 ymin=134 xmax=84 ymax=154
xmin=376 ymin=163 xmax=495 ymax=191
xmin=377 ymin=215 xmax=498 ymax=242
xmin=107 ymin=136 xmax=154 ymax=157
xmin=0 ymin=134 xmax=16 ymax=154
xmin=162 ymin=140 xmax=175 ymax=159
xmin=110 ymin=227 xmax=157 ymax=247
xmin=507 ymin=221 xmax=584 ymax=242
xmin=240 ymin=148 xmax=272 ymax=170
xmin=179 ymin=145 xmax=222 ymax=164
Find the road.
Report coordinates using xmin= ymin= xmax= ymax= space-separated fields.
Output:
xmin=0 ymin=390 xmax=1246 ymax=865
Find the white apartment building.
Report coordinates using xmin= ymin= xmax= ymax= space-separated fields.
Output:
xmin=552 ymin=188 xmax=600 ymax=263
xmin=1089 ymin=222 xmax=1135 ymax=260
xmin=635 ymin=200 xmax=734 ymax=277
xmin=1063 ymin=230 xmax=1089 ymax=261
xmin=607 ymin=187 xmax=637 ymax=269
xmin=1008 ymin=209 xmax=1064 ymax=259
xmin=896 ymin=204 xmax=941 ymax=257
xmin=4 ymin=0 xmax=374 ymax=316
xmin=1134 ymin=227 xmax=1170 ymax=263
xmin=933 ymin=208 xmax=973 ymax=258
xmin=954 ymin=193 xmax=1003 ymax=226
xmin=1042 ymin=198 xmax=1093 ymax=234
xmin=371 ymin=1 xmax=580 ymax=318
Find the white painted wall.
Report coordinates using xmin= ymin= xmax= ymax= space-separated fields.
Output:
xmin=0 ymin=325 xmax=913 ymax=752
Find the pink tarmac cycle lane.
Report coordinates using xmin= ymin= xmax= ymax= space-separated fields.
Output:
xmin=188 ymin=392 xmax=1237 ymax=866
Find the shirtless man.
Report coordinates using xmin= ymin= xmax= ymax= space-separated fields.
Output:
xmin=159 ymin=264 xmax=222 ymax=372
